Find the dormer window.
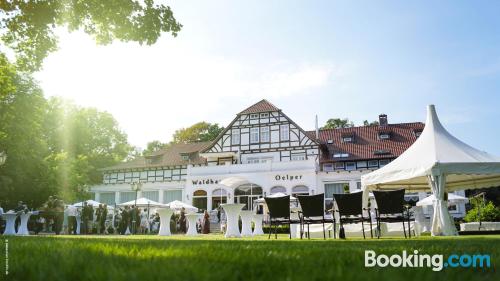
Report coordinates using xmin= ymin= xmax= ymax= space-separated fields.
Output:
xmin=342 ymin=136 xmax=354 ymax=143
xmin=327 ymin=139 xmax=333 ymax=144
xmin=414 ymin=129 xmax=422 ymax=138
xmin=333 ymin=153 xmax=349 ymax=158
xmin=374 ymin=149 xmax=390 ymax=155
xmin=181 ymin=155 xmax=189 ymax=161
xmin=378 ymin=133 xmax=390 ymax=140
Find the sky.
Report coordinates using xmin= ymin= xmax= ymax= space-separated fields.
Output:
xmin=34 ymin=0 xmax=500 ymax=155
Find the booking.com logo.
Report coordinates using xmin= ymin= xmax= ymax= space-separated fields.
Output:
xmin=365 ymin=250 xmax=491 ymax=271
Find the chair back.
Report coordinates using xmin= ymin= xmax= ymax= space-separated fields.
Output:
xmin=373 ymin=189 xmax=405 ymax=215
xmin=298 ymin=194 xmax=325 ymax=217
xmin=265 ymin=195 xmax=291 ymax=219
xmin=333 ymin=192 xmax=363 ymax=217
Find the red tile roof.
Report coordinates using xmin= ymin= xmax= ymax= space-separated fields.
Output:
xmin=238 ymin=99 xmax=280 ymax=115
xmin=306 ymin=122 xmax=424 ymax=163
xmin=101 ymin=142 xmax=211 ymax=171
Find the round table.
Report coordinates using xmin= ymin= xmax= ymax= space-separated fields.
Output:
xmin=252 ymin=214 xmax=265 ymax=235
xmin=16 ymin=212 xmax=32 ymax=235
xmin=186 ymin=213 xmax=200 ymax=236
xmin=157 ymin=208 xmax=174 ymax=236
xmin=240 ymin=211 xmax=254 ymax=237
xmin=2 ymin=213 xmax=17 ymax=235
xmin=221 ymin=203 xmax=244 ymax=238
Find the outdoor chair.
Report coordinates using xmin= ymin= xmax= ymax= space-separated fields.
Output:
xmin=297 ymin=193 xmax=329 ymax=239
xmin=333 ymin=192 xmax=372 ymax=239
xmin=265 ymin=195 xmax=300 ymax=239
xmin=372 ymin=189 xmax=409 ymax=238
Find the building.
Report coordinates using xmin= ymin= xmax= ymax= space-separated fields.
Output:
xmin=90 ymin=99 xmax=466 ymax=217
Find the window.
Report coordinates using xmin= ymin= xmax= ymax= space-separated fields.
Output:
xmin=379 ymin=133 xmax=390 ymax=140
xmin=181 ymin=155 xmax=189 ymax=161
xmin=270 ymin=186 xmax=286 ymax=194
xmin=324 ymin=183 xmax=346 ymax=211
xmin=448 ymin=204 xmax=458 ymax=212
xmin=164 ymin=190 xmax=182 ymax=204
xmin=100 ymin=192 xmax=116 ymax=205
xmin=342 ymin=137 xmax=353 ymax=143
xmin=323 ymin=163 xmax=334 ymax=172
xmin=250 ymin=128 xmax=259 ymax=143
xmin=192 ymin=190 xmax=207 ymax=211
xmin=333 ymin=153 xmax=349 ymax=158
xmin=345 ymin=162 xmax=356 ymax=170
xmin=247 ymin=157 xmax=273 ymax=164
xmin=368 ymin=160 xmax=379 ymax=167
xmin=292 ymin=185 xmax=309 ymax=197
xmin=379 ymin=159 xmax=390 ymax=167
xmin=356 ymin=182 xmax=362 ymax=190
xmin=291 ymin=153 xmax=306 ymax=161
xmin=357 ymin=161 xmax=367 ymax=169
xmin=280 ymin=124 xmax=289 ymax=141
xmin=231 ymin=129 xmax=240 ymax=145
xmin=250 ymin=113 xmax=259 ymax=119
xmin=260 ymin=113 xmax=269 ymax=118
xmin=119 ymin=192 xmax=136 ymax=203
xmin=142 ymin=190 xmax=159 ymax=202
xmin=334 ymin=162 xmax=345 ymax=169
xmin=260 ymin=126 xmax=270 ymax=142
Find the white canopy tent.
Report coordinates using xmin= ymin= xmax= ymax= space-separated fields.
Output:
xmin=118 ymin=197 xmax=166 ymax=208
xmin=254 ymin=192 xmax=298 ymax=203
xmin=72 ymin=200 xmax=114 ymax=209
xmin=416 ymin=193 xmax=469 ymax=207
xmin=165 ymin=200 xmax=198 ymax=212
xmin=362 ymin=105 xmax=500 ymax=236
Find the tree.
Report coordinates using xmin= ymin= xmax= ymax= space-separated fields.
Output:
xmin=142 ymin=140 xmax=169 ymax=156
xmin=363 ymin=120 xmax=379 ymax=126
xmin=172 ymin=122 xmax=224 ymax=144
xmin=0 ymin=0 xmax=181 ymax=72
xmin=322 ymin=118 xmax=354 ymax=129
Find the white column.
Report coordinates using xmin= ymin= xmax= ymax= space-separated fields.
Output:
xmin=115 ymin=191 xmax=120 ymax=204
xmin=207 ymin=194 xmax=212 ymax=211
xmin=159 ymin=189 xmax=164 ymax=204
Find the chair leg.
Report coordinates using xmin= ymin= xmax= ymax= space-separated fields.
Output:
xmin=307 ymin=224 xmax=310 ymax=240
xmin=377 ymin=217 xmax=381 ymax=239
xmin=322 ymin=222 xmax=326 ymax=240
xmin=408 ymin=211 xmax=412 ymax=238
xmin=402 ymin=217 xmax=407 ymax=239
xmin=289 ymin=220 xmax=292 ymax=239
xmin=333 ymin=219 xmax=336 ymax=239
xmin=275 ymin=223 xmax=278 ymax=239
xmin=361 ymin=219 xmax=366 ymax=239
xmin=268 ymin=221 xmax=272 ymax=239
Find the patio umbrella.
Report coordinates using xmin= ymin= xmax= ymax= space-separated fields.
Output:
xmin=72 ymin=200 xmax=114 ymax=209
xmin=118 ymin=197 xmax=166 ymax=208
xmin=166 ymin=200 xmax=198 ymax=212
xmin=416 ymin=193 xmax=469 ymax=207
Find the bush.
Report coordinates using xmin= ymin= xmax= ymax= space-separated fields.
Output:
xmin=464 ymin=201 xmax=500 ymax=222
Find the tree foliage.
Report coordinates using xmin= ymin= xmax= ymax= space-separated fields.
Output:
xmin=464 ymin=199 xmax=500 ymax=223
xmin=142 ymin=140 xmax=169 ymax=156
xmin=0 ymin=0 xmax=182 ymax=72
xmin=363 ymin=120 xmax=379 ymax=126
xmin=172 ymin=122 xmax=224 ymax=144
xmin=0 ymin=58 xmax=132 ymax=208
xmin=322 ymin=118 xmax=354 ymax=129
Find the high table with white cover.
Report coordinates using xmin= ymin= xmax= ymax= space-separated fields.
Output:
xmin=221 ymin=203 xmax=245 ymax=238
xmin=252 ymin=214 xmax=264 ymax=235
xmin=186 ymin=213 xmax=200 ymax=236
xmin=2 ymin=213 xmax=17 ymax=235
xmin=16 ymin=212 xmax=32 ymax=235
xmin=157 ymin=208 xmax=174 ymax=236
xmin=240 ymin=210 xmax=254 ymax=237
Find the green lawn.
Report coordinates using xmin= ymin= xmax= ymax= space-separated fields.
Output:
xmin=1 ymin=234 xmax=498 ymax=281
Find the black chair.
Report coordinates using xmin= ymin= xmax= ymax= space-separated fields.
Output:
xmin=265 ymin=195 xmax=299 ymax=239
xmin=333 ymin=192 xmax=372 ymax=239
xmin=372 ymin=189 xmax=409 ymax=238
xmin=297 ymin=194 xmax=329 ymax=239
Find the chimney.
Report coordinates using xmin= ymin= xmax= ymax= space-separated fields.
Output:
xmin=315 ymin=115 xmax=319 ymax=138
xmin=379 ymin=114 xmax=388 ymax=126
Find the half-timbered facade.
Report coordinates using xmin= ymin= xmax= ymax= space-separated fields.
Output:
xmin=90 ymin=99 xmax=466 ymax=218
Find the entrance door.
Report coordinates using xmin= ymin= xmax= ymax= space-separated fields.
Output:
xmin=212 ymin=197 xmax=227 ymax=209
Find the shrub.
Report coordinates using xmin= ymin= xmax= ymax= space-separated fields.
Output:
xmin=464 ymin=201 xmax=500 ymax=222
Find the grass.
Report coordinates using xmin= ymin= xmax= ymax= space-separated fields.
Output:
xmin=1 ymin=234 xmax=498 ymax=281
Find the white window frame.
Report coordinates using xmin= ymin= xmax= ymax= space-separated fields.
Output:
xmin=291 ymin=153 xmax=306 ymax=161
xmin=260 ymin=112 xmax=269 ymax=118
xmin=379 ymin=159 xmax=390 ymax=167
xmin=345 ymin=162 xmax=356 ymax=171
xmin=231 ymin=129 xmax=240 ymax=145
xmin=249 ymin=113 xmax=259 ymax=119
xmin=379 ymin=133 xmax=390 ymax=140
xmin=342 ymin=137 xmax=353 ymax=143
xmin=250 ymin=127 xmax=259 ymax=143
xmin=260 ymin=126 xmax=270 ymax=142
xmin=323 ymin=163 xmax=334 ymax=172
xmin=280 ymin=124 xmax=289 ymax=141
xmin=368 ymin=160 xmax=379 ymax=167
